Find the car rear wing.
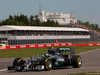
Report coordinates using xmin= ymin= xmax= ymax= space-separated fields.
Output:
xmin=57 ymin=48 xmax=75 ymax=58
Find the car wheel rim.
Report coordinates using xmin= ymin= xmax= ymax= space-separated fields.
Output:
xmin=46 ymin=58 xmax=52 ymax=70
xmin=47 ymin=60 xmax=52 ymax=69
xmin=77 ymin=57 xmax=82 ymax=67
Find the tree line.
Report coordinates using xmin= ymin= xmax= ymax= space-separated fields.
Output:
xmin=0 ymin=14 xmax=59 ymax=27
xmin=77 ymin=20 xmax=100 ymax=31
xmin=0 ymin=14 xmax=100 ymax=32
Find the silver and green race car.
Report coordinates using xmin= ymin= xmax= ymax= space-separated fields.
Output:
xmin=8 ymin=47 xmax=82 ymax=71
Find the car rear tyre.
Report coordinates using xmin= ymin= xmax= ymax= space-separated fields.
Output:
xmin=71 ymin=55 xmax=82 ymax=68
xmin=41 ymin=58 xmax=52 ymax=71
xmin=13 ymin=58 xmax=24 ymax=71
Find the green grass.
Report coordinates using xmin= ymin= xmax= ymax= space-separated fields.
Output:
xmin=0 ymin=46 xmax=100 ymax=58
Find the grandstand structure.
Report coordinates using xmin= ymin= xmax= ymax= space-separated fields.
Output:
xmin=0 ymin=25 xmax=90 ymax=45
xmin=73 ymin=24 xmax=100 ymax=41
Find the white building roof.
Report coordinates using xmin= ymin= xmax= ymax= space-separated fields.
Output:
xmin=0 ymin=25 xmax=89 ymax=32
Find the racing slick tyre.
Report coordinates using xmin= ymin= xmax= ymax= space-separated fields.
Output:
xmin=13 ymin=58 xmax=24 ymax=71
xmin=41 ymin=58 xmax=52 ymax=71
xmin=71 ymin=55 xmax=82 ymax=68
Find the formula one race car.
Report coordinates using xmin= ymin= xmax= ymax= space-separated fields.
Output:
xmin=8 ymin=47 xmax=82 ymax=71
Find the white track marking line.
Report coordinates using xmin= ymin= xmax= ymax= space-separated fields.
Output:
xmin=78 ymin=49 xmax=100 ymax=55
xmin=0 ymin=69 xmax=7 ymax=72
xmin=82 ymin=67 xmax=100 ymax=68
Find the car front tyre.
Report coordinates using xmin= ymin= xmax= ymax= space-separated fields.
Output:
xmin=13 ymin=58 xmax=24 ymax=71
xmin=41 ymin=58 xmax=52 ymax=71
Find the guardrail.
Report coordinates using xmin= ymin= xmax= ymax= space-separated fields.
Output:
xmin=0 ymin=43 xmax=100 ymax=50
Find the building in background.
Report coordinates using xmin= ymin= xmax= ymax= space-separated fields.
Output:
xmin=38 ymin=10 xmax=77 ymax=25
xmin=0 ymin=25 xmax=90 ymax=45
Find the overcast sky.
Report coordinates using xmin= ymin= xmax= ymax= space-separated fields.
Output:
xmin=0 ymin=0 xmax=100 ymax=26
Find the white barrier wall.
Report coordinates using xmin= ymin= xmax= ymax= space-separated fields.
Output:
xmin=7 ymin=35 xmax=90 ymax=40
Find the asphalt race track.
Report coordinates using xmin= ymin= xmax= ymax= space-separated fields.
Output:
xmin=0 ymin=49 xmax=100 ymax=75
